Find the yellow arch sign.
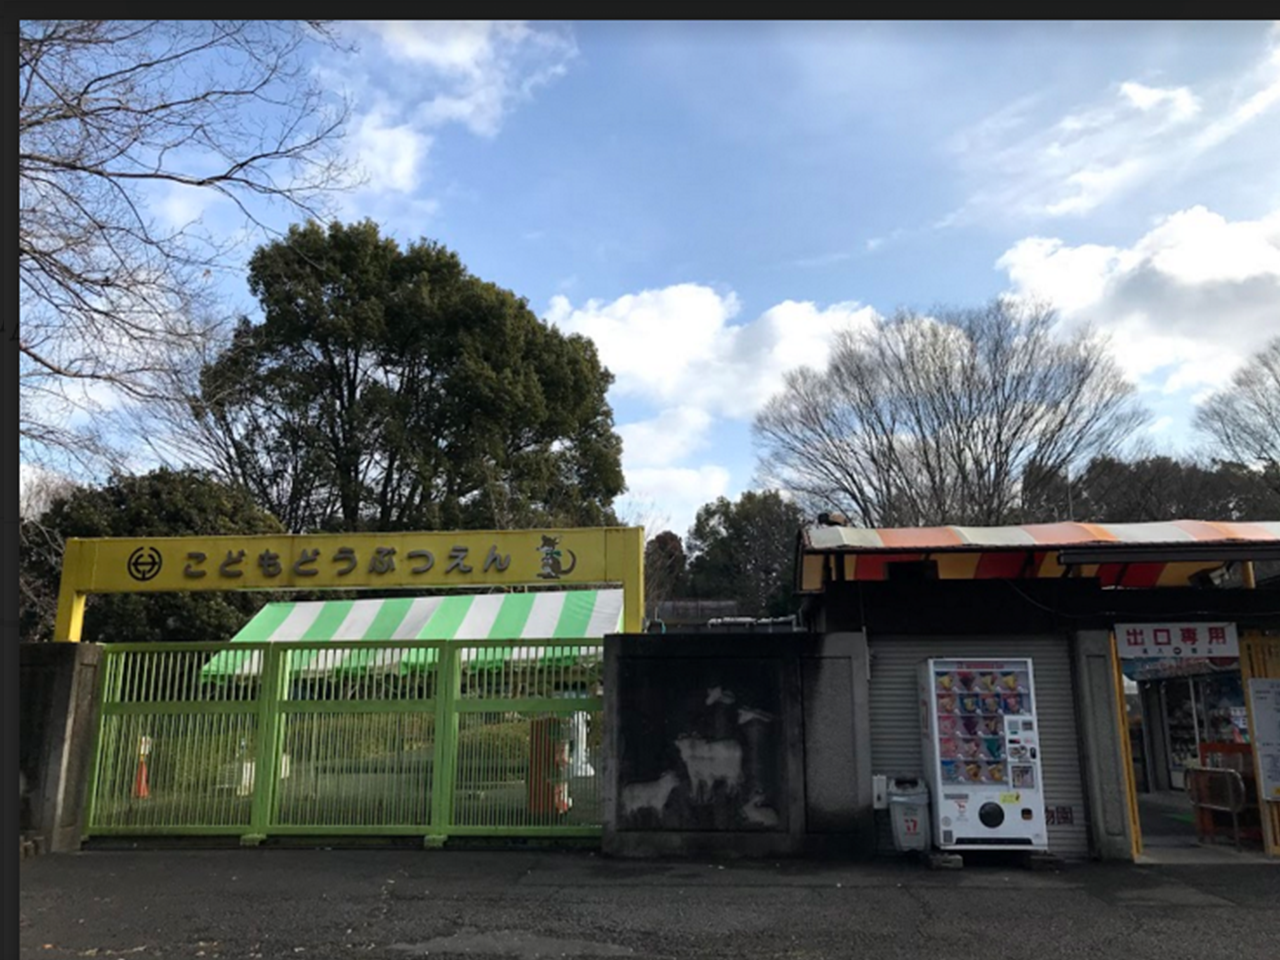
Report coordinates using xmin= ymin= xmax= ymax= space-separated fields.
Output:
xmin=53 ymin=527 xmax=645 ymax=642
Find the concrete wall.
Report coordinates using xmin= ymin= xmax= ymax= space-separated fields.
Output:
xmin=19 ymin=643 xmax=103 ymax=852
xmin=1071 ymin=631 xmax=1136 ymax=860
xmin=602 ymin=632 xmax=873 ymax=859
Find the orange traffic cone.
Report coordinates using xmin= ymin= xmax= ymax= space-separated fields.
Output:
xmin=133 ymin=754 xmax=150 ymax=799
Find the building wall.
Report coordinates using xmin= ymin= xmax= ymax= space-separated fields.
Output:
xmin=1071 ymin=630 xmax=1137 ymax=860
xmin=866 ymin=635 xmax=1091 ymax=859
xmin=19 ymin=643 xmax=103 ymax=852
xmin=603 ymin=616 xmax=1141 ymax=861
xmin=602 ymin=632 xmax=873 ymax=858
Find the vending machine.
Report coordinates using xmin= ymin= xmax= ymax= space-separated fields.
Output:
xmin=919 ymin=658 xmax=1048 ymax=851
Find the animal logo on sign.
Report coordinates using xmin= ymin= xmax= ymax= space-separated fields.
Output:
xmin=536 ymin=535 xmax=577 ymax=580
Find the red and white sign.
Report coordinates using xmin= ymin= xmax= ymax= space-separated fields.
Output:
xmin=1114 ymin=622 xmax=1238 ymax=659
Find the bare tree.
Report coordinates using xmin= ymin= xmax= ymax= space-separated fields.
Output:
xmin=18 ymin=20 xmax=355 ymax=468
xmin=1195 ymin=337 xmax=1280 ymax=494
xmin=754 ymin=300 xmax=1148 ymax=527
xmin=18 ymin=467 xmax=81 ymax=643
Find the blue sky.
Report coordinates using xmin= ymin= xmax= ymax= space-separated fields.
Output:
xmin=39 ymin=21 xmax=1280 ymax=536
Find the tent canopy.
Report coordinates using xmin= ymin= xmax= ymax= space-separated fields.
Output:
xmin=202 ymin=590 xmax=622 ymax=679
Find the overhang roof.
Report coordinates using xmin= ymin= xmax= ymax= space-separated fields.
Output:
xmin=797 ymin=519 xmax=1280 ymax=592
xmin=802 ymin=520 xmax=1280 ymax=552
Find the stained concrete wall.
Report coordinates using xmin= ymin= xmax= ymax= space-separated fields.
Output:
xmin=602 ymin=632 xmax=873 ymax=859
xmin=1071 ymin=630 xmax=1136 ymax=860
xmin=19 ymin=643 xmax=103 ymax=852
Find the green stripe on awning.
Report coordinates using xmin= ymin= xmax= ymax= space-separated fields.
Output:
xmin=553 ymin=590 xmax=596 ymax=638
xmin=301 ymin=599 xmax=355 ymax=641
xmin=365 ymin=596 xmax=416 ymax=638
xmin=202 ymin=589 xmax=621 ymax=679
xmin=236 ymin=602 xmax=296 ymax=641
xmin=488 ymin=592 xmax=535 ymax=639
xmin=417 ymin=595 xmax=475 ymax=640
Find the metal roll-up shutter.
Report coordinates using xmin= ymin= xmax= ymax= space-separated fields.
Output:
xmin=868 ymin=635 xmax=1089 ymax=859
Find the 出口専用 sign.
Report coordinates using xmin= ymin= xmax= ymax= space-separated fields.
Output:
xmin=1114 ymin=622 xmax=1239 ymax=659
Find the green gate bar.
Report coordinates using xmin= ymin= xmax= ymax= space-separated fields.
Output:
xmin=84 ymin=639 xmax=604 ymax=843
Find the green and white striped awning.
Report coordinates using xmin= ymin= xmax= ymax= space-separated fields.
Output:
xmin=202 ymin=589 xmax=622 ymax=679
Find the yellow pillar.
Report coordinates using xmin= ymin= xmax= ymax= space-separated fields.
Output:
xmin=1111 ymin=632 xmax=1142 ymax=859
xmin=1243 ymin=560 xmax=1257 ymax=590
xmin=53 ymin=538 xmax=88 ymax=643
xmin=1241 ymin=632 xmax=1280 ymax=856
xmin=607 ymin=526 xmax=646 ymax=633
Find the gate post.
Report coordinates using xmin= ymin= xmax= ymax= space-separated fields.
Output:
xmin=427 ymin=644 xmax=461 ymax=847
xmin=244 ymin=645 xmax=286 ymax=846
xmin=80 ymin=648 xmax=116 ymax=842
xmin=1242 ymin=632 xmax=1280 ymax=857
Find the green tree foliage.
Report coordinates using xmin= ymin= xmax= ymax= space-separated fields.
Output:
xmin=685 ymin=491 xmax=806 ymax=618
xmin=644 ymin=530 xmax=689 ymax=619
xmin=19 ymin=469 xmax=283 ymax=643
xmin=185 ymin=220 xmax=625 ymax=532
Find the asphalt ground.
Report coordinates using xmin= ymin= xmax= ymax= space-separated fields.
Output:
xmin=19 ymin=846 xmax=1280 ymax=960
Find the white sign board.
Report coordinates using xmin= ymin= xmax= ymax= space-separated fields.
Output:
xmin=1249 ymin=678 xmax=1280 ymax=803
xmin=1114 ymin=622 xmax=1239 ymax=659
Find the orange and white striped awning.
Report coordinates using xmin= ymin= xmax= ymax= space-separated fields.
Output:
xmin=798 ymin=520 xmax=1280 ymax=591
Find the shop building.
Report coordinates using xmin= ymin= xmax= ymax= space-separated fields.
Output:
xmin=604 ymin=518 xmax=1280 ymax=862
xmin=796 ymin=518 xmax=1280 ymax=860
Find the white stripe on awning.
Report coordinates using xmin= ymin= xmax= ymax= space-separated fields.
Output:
xmin=951 ymin=525 xmax=1039 ymax=546
xmin=390 ymin=597 xmax=443 ymax=640
xmin=523 ymin=591 xmax=568 ymax=638
xmin=457 ymin=594 xmax=503 ymax=640
xmin=333 ymin=600 xmax=389 ymax=639
xmin=206 ymin=590 xmax=623 ymax=679
xmin=271 ymin=603 xmax=326 ymax=641
xmin=585 ymin=590 xmax=624 ymax=638
xmin=227 ymin=590 xmax=623 ymax=643
xmin=1103 ymin=522 xmax=1196 ymax=543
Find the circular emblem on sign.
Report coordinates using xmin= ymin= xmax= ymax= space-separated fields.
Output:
xmin=127 ymin=546 xmax=163 ymax=582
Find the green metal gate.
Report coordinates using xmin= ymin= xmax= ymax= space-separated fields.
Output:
xmin=84 ymin=640 xmax=604 ymax=843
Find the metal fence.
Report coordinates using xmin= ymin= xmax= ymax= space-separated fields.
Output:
xmin=85 ymin=641 xmax=604 ymax=843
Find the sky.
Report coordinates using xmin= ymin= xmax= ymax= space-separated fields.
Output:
xmin=28 ymin=21 xmax=1280 ymax=537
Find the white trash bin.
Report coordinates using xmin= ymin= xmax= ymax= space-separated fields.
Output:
xmin=888 ymin=777 xmax=931 ymax=852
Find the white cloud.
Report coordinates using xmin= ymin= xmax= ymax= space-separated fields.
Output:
xmin=618 ymin=466 xmax=733 ymax=538
xmin=1120 ymin=81 xmax=1200 ymax=120
xmin=999 ymin=205 xmax=1280 ymax=395
xmin=547 ymin=284 xmax=877 ymax=420
xmin=19 ymin=463 xmax=75 ymax=519
xmin=153 ymin=182 xmax=223 ymax=230
xmin=356 ymin=21 xmax=576 ymax=138
xmin=325 ymin=22 xmax=576 ymax=211
xmin=793 ymin=251 xmax=856 ymax=269
xmin=949 ymin=34 xmax=1280 ymax=221
xmin=351 ymin=110 xmax=432 ymax=194
xmin=619 ymin=407 xmax=715 ymax=469
xmin=551 ymin=286 xmax=878 ymax=533
xmin=549 ymin=285 xmax=880 ymax=532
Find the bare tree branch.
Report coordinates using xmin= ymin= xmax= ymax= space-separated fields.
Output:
xmin=1194 ymin=337 xmax=1280 ymax=493
xmin=18 ymin=19 xmax=357 ymax=470
xmin=754 ymin=300 xmax=1149 ymax=527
